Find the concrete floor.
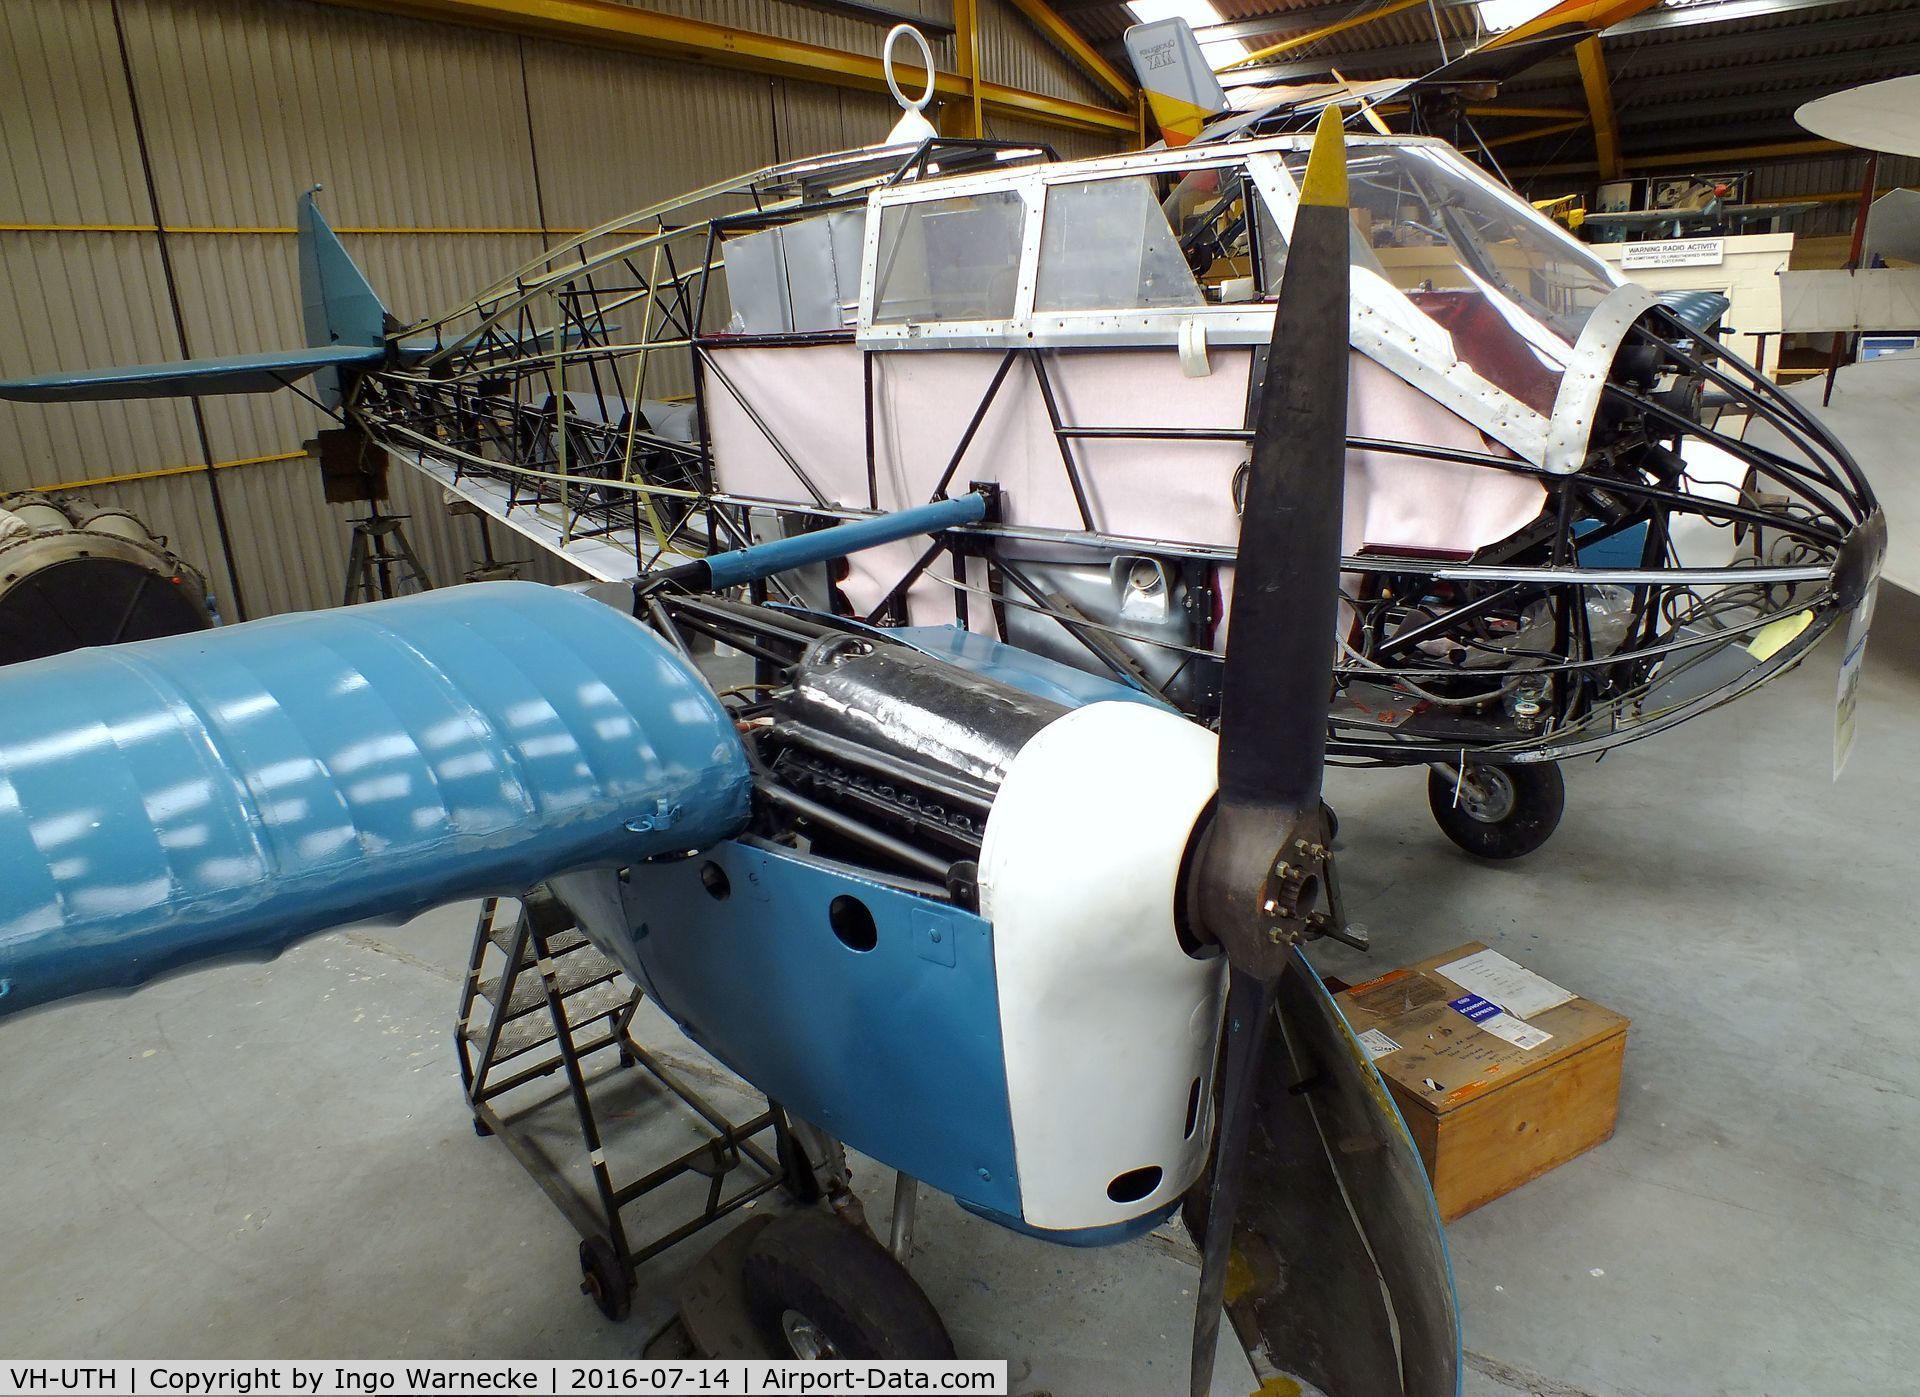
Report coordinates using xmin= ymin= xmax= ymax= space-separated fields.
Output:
xmin=3 ymin=605 xmax=1917 ymax=1396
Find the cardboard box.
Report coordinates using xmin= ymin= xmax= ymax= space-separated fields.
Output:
xmin=1336 ymin=942 xmax=1629 ymax=1221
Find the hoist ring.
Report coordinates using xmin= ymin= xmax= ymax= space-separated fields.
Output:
xmin=884 ymin=25 xmax=936 ymax=114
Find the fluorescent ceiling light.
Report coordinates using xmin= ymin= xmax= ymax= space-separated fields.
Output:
xmin=1127 ymin=0 xmax=1251 ymax=67
xmin=1475 ymin=0 xmax=1562 ymax=31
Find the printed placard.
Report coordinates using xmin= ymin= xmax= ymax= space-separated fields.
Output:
xmin=1449 ymin=993 xmax=1553 ymax=1051
xmin=1357 ymin=1028 xmax=1401 ymax=1060
xmin=1622 ymin=237 xmax=1725 ymax=268
xmin=1436 ymin=948 xmax=1573 ymax=1019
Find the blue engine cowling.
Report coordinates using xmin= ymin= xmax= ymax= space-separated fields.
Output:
xmin=0 ymin=581 xmax=750 ymax=1016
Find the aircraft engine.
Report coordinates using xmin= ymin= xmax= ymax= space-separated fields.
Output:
xmin=605 ymin=605 xmax=1230 ymax=1236
xmin=0 ymin=492 xmax=214 ymax=665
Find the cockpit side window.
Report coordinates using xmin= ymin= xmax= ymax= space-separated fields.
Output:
xmin=1326 ymin=146 xmax=1615 ymax=342
xmin=1162 ymin=167 xmax=1286 ymax=302
xmin=1250 ymin=189 xmax=1288 ymax=296
xmin=1034 ymin=176 xmax=1206 ymax=313
xmin=871 ymin=190 xmax=1027 ymax=325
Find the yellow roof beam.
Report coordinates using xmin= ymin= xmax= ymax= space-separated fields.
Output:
xmin=1474 ymin=104 xmax=1587 ymax=120
xmin=314 ymin=0 xmax=1135 ymax=134
xmin=997 ymin=0 xmax=1136 ymax=106
xmin=942 ymin=0 xmax=986 ymax=138
xmin=1484 ymin=118 xmax=1587 ymax=150
xmin=1575 ymin=37 xmax=1622 ymax=180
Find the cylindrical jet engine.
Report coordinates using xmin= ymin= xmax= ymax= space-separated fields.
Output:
xmin=0 ymin=493 xmax=215 ymax=665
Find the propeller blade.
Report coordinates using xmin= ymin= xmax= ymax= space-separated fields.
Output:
xmin=1189 ymin=104 xmax=1352 ymax=984
xmin=1216 ymin=109 xmax=1351 ymax=818
xmin=1187 ymin=967 xmax=1277 ymax=1397
xmin=1186 ymin=105 xmax=1354 ymax=1397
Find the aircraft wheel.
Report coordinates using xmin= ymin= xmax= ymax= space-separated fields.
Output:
xmin=742 ymin=1212 xmax=954 ymax=1360
xmin=579 ymin=1235 xmax=633 ymax=1321
xmin=1428 ymin=762 xmax=1564 ymax=861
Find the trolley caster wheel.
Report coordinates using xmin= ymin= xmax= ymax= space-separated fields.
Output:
xmin=1428 ymin=761 xmax=1564 ymax=861
xmin=579 ymin=1235 xmax=633 ymax=1321
xmin=743 ymin=1211 xmax=954 ymax=1360
xmin=471 ymin=1118 xmax=492 ymax=1138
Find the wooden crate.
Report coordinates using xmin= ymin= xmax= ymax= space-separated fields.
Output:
xmin=1336 ymin=942 xmax=1629 ymax=1222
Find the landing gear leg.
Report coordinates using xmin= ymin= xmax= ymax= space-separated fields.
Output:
xmin=1427 ymin=761 xmax=1565 ymax=861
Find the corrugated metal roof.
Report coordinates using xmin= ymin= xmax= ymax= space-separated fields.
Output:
xmin=1605 ymin=0 xmax=1920 ymax=80
xmin=1074 ymin=0 xmax=1480 ymax=62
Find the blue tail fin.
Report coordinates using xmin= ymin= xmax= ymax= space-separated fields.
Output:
xmin=298 ymin=189 xmax=391 ymax=407
xmin=0 ymin=189 xmax=391 ymax=406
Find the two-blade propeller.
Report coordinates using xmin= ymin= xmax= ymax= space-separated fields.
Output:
xmin=1186 ymin=106 xmax=1353 ymax=1397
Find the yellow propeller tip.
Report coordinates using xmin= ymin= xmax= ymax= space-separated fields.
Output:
xmin=1299 ymin=105 xmax=1349 ymax=208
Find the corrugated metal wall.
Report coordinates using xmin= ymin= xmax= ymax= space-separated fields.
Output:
xmin=607 ymin=0 xmax=955 ymax=80
xmin=0 ymin=0 xmax=1123 ymax=619
xmin=977 ymin=0 xmax=1107 ymax=109
xmin=984 ymin=114 xmax=1123 ymax=163
xmin=1748 ymin=152 xmax=1920 ymax=242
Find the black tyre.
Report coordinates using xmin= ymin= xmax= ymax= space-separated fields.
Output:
xmin=742 ymin=1211 xmax=954 ymax=1360
xmin=1427 ymin=762 xmax=1564 ymax=861
xmin=579 ymin=1235 xmax=633 ymax=1321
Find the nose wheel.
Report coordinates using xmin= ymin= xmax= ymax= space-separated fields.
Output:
xmin=1428 ymin=761 xmax=1564 ymax=860
xmin=742 ymin=1211 xmax=955 ymax=1361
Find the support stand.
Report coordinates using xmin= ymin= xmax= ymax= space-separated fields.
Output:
xmin=455 ymin=890 xmax=799 ymax=1321
xmin=342 ymin=506 xmax=434 ymax=605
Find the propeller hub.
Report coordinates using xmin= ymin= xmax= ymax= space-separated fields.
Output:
xmin=1189 ymin=802 xmax=1330 ymax=979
